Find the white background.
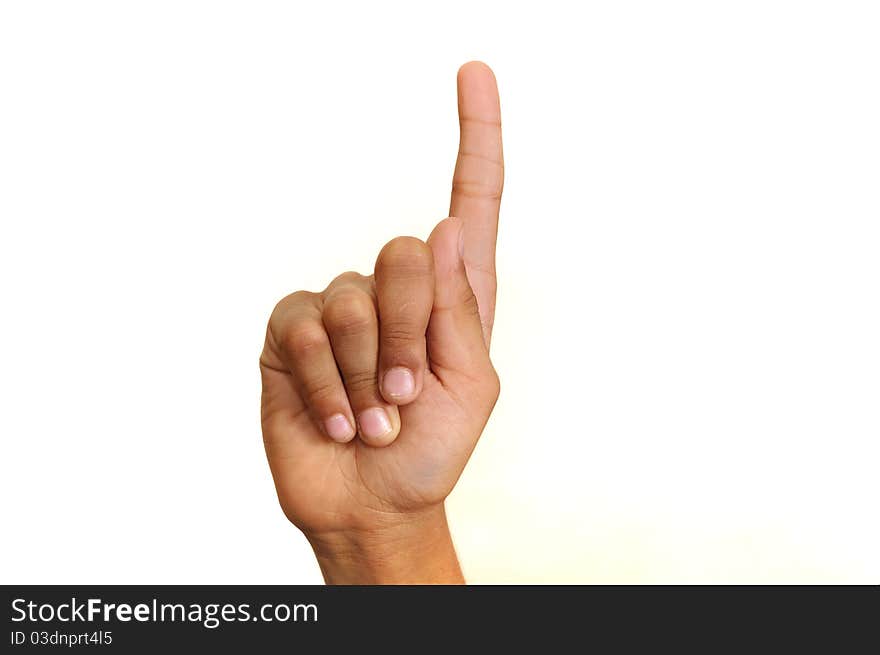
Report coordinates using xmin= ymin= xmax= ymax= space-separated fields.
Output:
xmin=1 ymin=1 xmax=878 ymax=583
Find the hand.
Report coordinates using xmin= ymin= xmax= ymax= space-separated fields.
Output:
xmin=259 ymin=62 xmax=503 ymax=583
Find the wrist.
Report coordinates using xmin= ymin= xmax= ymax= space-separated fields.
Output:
xmin=305 ymin=504 xmax=464 ymax=584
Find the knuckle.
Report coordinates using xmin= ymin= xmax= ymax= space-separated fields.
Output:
xmin=302 ymin=376 xmax=341 ymax=403
xmin=381 ymin=320 xmax=423 ymax=348
xmin=376 ymin=237 xmax=433 ymax=278
xmin=328 ymin=270 xmax=368 ymax=289
xmin=343 ymin=369 xmax=378 ymax=394
xmin=269 ymin=290 xmax=316 ymax=328
xmin=281 ymin=321 xmax=328 ymax=359
xmin=450 ymin=179 xmax=504 ymax=201
xmin=322 ymin=291 xmax=375 ymax=336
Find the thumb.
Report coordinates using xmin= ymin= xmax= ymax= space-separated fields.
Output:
xmin=426 ymin=217 xmax=492 ymax=379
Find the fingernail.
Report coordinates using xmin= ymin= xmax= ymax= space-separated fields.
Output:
xmin=383 ymin=367 xmax=415 ymax=399
xmin=358 ymin=407 xmax=392 ymax=439
xmin=324 ymin=413 xmax=354 ymax=443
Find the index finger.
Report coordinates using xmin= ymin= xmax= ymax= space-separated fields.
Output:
xmin=449 ymin=61 xmax=504 ymax=344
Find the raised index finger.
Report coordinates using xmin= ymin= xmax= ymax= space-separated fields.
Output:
xmin=449 ymin=61 xmax=504 ymax=344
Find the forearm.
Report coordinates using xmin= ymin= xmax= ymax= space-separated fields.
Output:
xmin=307 ymin=505 xmax=464 ymax=584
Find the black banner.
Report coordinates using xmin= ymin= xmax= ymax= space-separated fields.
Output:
xmin=2 ymin=586 xmax=876 ymax=651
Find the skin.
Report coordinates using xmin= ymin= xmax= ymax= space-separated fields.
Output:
xmin=259 ymin=61 xmax=503 ymax=584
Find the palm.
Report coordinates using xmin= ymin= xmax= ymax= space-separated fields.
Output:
xmin=262 ymin=356 xmax=492 ymax=533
